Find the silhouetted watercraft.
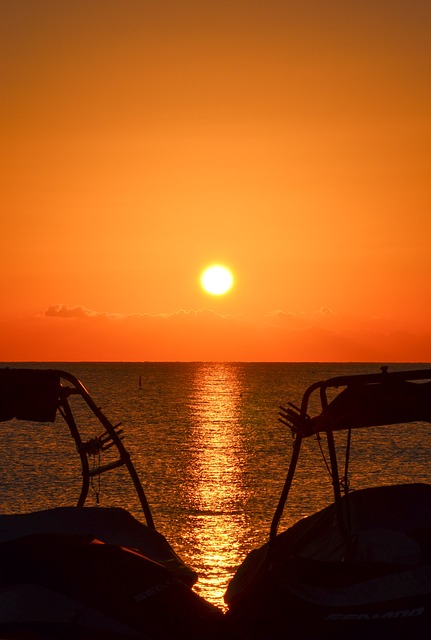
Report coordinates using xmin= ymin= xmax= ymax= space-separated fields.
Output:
xmin=225 ymin=367 xmax=431 ymax=639
xmin=0 ymin=368 xmax=230 ymax=639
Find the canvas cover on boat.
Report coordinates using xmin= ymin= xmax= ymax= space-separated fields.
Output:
xmin=0 ymin=369 xmax=60 ymax=423
xmin=270 ymin=483 xmax=431 ymax=564
xmin=0 ymin=506 xmax=197 ymax=583
xmin=0 ymin=531 xmax=226 ymax=639
xmin=225 ymin=483 xmax=431 ymax=607
xmin=302 ymin=380 xmax=431 ymax=436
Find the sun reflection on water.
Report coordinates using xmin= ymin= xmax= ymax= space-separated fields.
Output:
xmin=183 ymin=363 xmax=249 ymax=609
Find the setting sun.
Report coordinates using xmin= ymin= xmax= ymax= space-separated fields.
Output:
xmin=201 ymin=265 xmax=234 ymax=296
xmin=1 ymin=2 xmax=431 ymax=362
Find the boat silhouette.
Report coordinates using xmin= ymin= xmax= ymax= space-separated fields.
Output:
xmin=225 ymin=366 xmax=431 ymax=639
xmin=0 ymin=368 xmax=232 ymax=639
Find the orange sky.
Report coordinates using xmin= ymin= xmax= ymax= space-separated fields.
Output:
xmin=1 ymin=0 xmax=430 ymax=361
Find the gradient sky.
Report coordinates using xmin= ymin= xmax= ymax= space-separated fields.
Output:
xmin=1 ymin=0 xmax=430 ymax=361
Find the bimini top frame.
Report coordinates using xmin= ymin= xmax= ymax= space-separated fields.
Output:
xmin=0 ymin=368 xmax=155 ymax=529
xmin=271 ymin=366 xmax=431 ymax=543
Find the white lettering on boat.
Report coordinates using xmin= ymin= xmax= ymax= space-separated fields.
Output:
xmin=134 ymin=578 xmax=181 ymax=602
xmin=326 ymin=607 xmax=425 ymax=621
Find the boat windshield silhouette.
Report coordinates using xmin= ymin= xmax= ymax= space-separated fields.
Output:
xmin=225 ymin=366 xmax=431 ymax=639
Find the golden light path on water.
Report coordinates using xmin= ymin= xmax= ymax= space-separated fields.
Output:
xmin=184 ymin=364 xmax=249 ymax=609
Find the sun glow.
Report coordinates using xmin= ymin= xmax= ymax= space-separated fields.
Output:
xmin=201 ymin=265 xmax=234 ymax=296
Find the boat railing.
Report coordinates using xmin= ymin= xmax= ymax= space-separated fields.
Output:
xmin=271 ymin=366 xmax=431 ymax=546
xmin=0 ymin=368 xmax=155 ymax=528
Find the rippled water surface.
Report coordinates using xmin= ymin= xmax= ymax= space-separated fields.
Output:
xmin=1 ymin=362 xmax=431 ymax=610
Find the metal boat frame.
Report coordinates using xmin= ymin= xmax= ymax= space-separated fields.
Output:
xmin=272 ymin=366 xmax=431 ymax=548
xmin=0 ymin=367 xmax=155 ymax=528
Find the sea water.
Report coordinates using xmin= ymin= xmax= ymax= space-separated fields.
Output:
xmin=1 ymin=362 xmax=431 ymax=611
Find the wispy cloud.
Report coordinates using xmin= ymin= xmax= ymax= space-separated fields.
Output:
xmin=1 ymin=304 xmax=428 ymax=362
xmin=45 ymin=304 xmax=122 ymax=320
xmin=45 ymin=304 xmax=242 ymax=323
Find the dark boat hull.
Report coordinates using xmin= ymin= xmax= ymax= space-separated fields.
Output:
xmin=226 ymin=484 xmax=431 ymax=638
xmin=227 ymin=560 xmax=431 ymax=639
xmin=0 ymin=529 xmax=230 ymax=640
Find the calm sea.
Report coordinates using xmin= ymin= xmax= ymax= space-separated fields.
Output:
xmin=1 ymin=362 xmax=431 ymax=610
